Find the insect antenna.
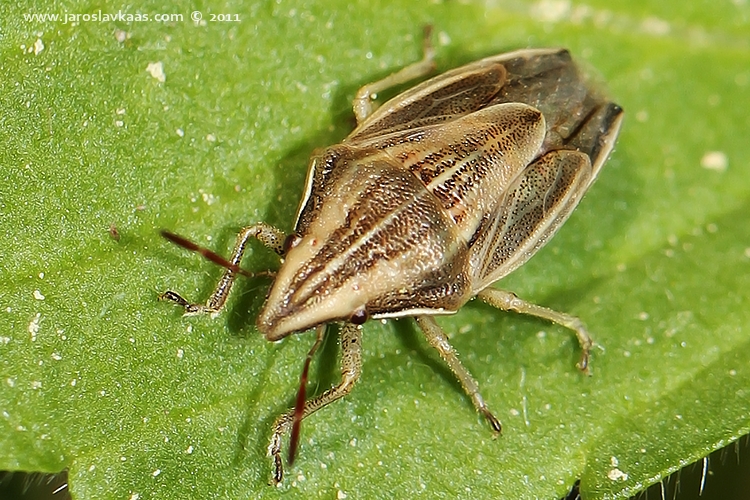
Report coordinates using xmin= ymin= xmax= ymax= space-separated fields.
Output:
xmin=288 ymin=325 xmax=326 ymax=466
xmin=160 ymin=230 xmax=264 ymax=278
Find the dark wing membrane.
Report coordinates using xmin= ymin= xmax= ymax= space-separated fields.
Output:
xmin=468 ymin=149 xmax=592 ymax=292
xmin=485 ymin=49 xmax=583 ymax=136
xmin=481 ymin=48 xmax=602 ymax=150
xmin=565 ymin=102 xmax=624 ymax=176
xmin=346 ymin=47 xmax=579 ymax=146
xmin=478 ymin=48 xmax=623 ymax=162
xmin=346 ymin=60 xmax=507 ymax=144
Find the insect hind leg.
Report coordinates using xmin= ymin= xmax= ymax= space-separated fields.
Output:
xmin=160 ymin=222 xmax=286 ymax=315
xmin=415 ymin=316 xmax=502 ymax=433
xmin=477 ymin=288 xmax=594 ymax=374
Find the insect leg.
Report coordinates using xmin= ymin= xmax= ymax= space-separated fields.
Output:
xmin=352 ymin=25 xmax=436 ymax=123
xmin=414 ymin=316 xmax=502 ymax=433
xmin=268 ymin=322 xmax=363 ymax=484
xmin=477 ymin=288 xmax=594 ymax=374
xmin=160 ymin=222 xmax=286 ymax=315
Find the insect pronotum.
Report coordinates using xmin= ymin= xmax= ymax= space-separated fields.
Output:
xmin=161 ymin=28 xmax=623 ymax=484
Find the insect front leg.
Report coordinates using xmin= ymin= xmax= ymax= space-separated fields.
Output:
xmin=477 ymin=288 xmax=594 ymax=374
xmin=414 ymin=316 xmax=502 ymax=434
xmin=160 ymin=222 xmax=287 ymax=315
xmin=268 ymin=322 xmax=363 ymax=485
xmin=352 ymin=25 xmax=436 ymax=123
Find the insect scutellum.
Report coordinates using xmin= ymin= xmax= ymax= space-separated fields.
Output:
xmin=160 ymin=27 xmax=623 ymax=484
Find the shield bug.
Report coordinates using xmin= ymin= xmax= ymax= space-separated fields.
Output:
xmin=160 ymin=28 xmax=623 ymax=484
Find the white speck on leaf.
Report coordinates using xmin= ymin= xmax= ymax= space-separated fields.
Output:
xmin=146 ymin=61 xmax=166 ymax=82
xmin=608 ymin=467 xmax=628 ymax=481
xmin=28 ymin=313 xmax=41 ymax=340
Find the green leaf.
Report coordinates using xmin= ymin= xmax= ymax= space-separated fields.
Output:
xmin=1 ymin=1 xmax=749 ymax=499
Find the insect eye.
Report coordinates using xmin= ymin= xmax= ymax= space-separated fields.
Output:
xmin=349 ymin=308 xmax=368 ymax=325
xmin=283 ymin=234 xmax=301 ymax=254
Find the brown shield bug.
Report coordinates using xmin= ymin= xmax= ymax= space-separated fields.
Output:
xmin=160 ymin=28 xmax=623 ymax=484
